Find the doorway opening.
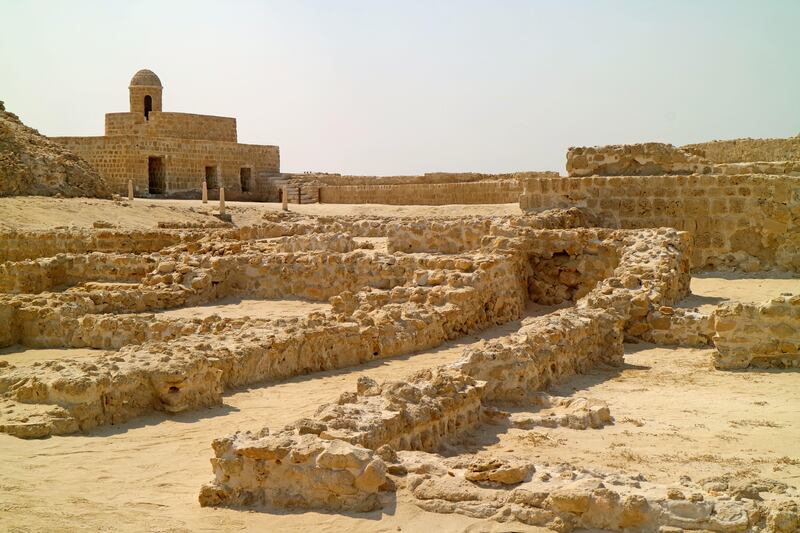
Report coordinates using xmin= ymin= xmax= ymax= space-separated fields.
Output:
xmin=240 ymin=167 xmax=251 ymax=192
xmin=144 ymin=95 xmax=152 ymax=120
xmin=148 ymin=157 xmax=165 ymax=194
xmin=205 ymin=166 xmax=218 ymax=189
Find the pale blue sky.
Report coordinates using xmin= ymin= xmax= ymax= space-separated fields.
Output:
xmin=2 ymin=0 xmax=799 ymax=174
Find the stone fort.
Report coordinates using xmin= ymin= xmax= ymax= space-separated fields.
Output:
xmin=52 ymin=69 xmax=280 ymax=198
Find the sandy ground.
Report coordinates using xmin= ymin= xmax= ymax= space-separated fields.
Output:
xmin=468 ymin=343 xmax=800 ymax=489
xmin=0 ymin=346 xmax=110 ymax=365
xmin=683 ymin=272 xmax=799 ymax=313
xmin=154 ymin=297 xmax=331 ymax=320
xmin=0 ymin=197 xmax=522 ymax=231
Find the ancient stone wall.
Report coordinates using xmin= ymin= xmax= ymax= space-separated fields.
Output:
xmin=385 ymin=209 xmax=592 ymax=254
xmin=0 ymin=253 xmax=155 ymax=293
xmin=684 ymin=136 xmax=800 ymax=163
xmin=105 ymin=112 xmax=237 ymax=142
xmin=566 ymin=143 xmax=712 ymax=177
xmin=520 ymin=174 xmax=800 ymax=271
xmin=713 ymin=161 xmax=800 ymax=175
xmin=51 ymin=135 xmax=279 ymax=196
xmin=712 ymin=294 xmax=800 ymax=369
xmin=319 ymin=180 xmax=522 ymax=205
xmin=0 ymin=228 xmax=202 ymax=262
xmin=199 ymin=227 xmax=693 ymax=511
xmin=305 ymin=171 xmax=557 ymax=186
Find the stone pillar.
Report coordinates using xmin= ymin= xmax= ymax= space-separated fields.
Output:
xmin=219 ymin=187 xmax=226 ymax=215
xmin=202 ymin=181 xmax=208 ymax=204
xmin=282 ymin=185 xmax=289 ymax=211
xmin=128 ymin=180 xmax=134 ymax=201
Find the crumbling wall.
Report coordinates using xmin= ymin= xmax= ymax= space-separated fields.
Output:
xmin=200 ymin=433 xmax=389 ymax=511
xmin=712 ymin=294 xmax=800 ymax=369
xmin=0 ymin=228 xmax=204 ymax=262
xmin=566 ymin=143 xmax=712 ymax=177
xmin=0 ymin=253 xmax=156 ymax=293
xmin=385 ymin=209 xmax=592 ymax=254
xmin=199 ymin=227 xmax=693 ymax=512
xmin=684 ymin=136 xmax=800 ymax=164
xmin=714 ymin=161 xmax=800 ymax=175
xmin=520 ymin=174 xmax=800 ymax=271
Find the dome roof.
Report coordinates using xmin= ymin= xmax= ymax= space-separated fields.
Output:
xmin=129 ymin=69 xmax=162 ymax=87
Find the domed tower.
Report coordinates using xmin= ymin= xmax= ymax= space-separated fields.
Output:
xmin=129 ymin=69 xmax=163 ymax=120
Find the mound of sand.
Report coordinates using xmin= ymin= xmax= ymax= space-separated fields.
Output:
xmin=0 ymin=101 xmax=110 ymax=198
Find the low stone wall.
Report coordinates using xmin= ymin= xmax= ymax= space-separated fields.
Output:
xmin=0 ymin=253 xmax=156 ymax=293
xmin=457 ymin=307 xmax=623 ymax=402
xmin=520 ymin=174 xmax=800 ymax=271
xmin=712 ymin=294 xmax=800 ymax=369
xmin=200 ymin=432 xmax=389 ymax=511
xmin=199 ymin=227 xmax=692 ymax=512
xmin=385 ymin=209 xmax=592 ymax=254
xmin=684 ymin=136 xmax=800 ymax=164
xmin=0 ymin=228 xmax=203 ymax=262
xmin=319 ymin=180 xmax=522 ymax=205
xmin=566 ymin=143 xmax=712 ymax=177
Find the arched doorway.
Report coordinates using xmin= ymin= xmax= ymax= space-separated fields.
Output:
xmin=144 ymin=95 xmax=152 ymax=119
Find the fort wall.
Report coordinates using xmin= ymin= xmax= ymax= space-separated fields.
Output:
xmin=105 ymin=112 xmax=237 ymax=142
xmin=307 ymin=171 xmax=556 ymax=186
xmin=520 ymin=174 xmax=800 ymax=271
xmin=319 ymin=180 xmax=522 ymax=205
xmin=51 ymin=135 xmax=279 ymax=196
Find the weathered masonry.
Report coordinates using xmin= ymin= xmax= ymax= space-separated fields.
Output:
xmin=51 ymin=70 xmax=280 ymax=198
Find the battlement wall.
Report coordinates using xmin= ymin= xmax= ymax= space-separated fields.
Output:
xmin=520 ymin=174 xmax=800 ymax=271
xmin=105 ymin=111 xmax=237 ymax=142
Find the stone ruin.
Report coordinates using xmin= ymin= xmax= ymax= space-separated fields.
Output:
xmin=1 ymin=129 xmax=799 ymax=531
xmin=0 ymin=101 xmax=110 ymax=198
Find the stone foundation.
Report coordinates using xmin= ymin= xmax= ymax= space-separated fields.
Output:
xmin=712 ymin=294 xmax=800 ymax=369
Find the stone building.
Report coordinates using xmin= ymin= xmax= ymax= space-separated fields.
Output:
xmin=52 ymin=69 xmax=280 ymax=198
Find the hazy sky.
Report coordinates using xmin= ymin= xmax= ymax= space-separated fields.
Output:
xmin=2 ymin=0 xmax=799 ymax=174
